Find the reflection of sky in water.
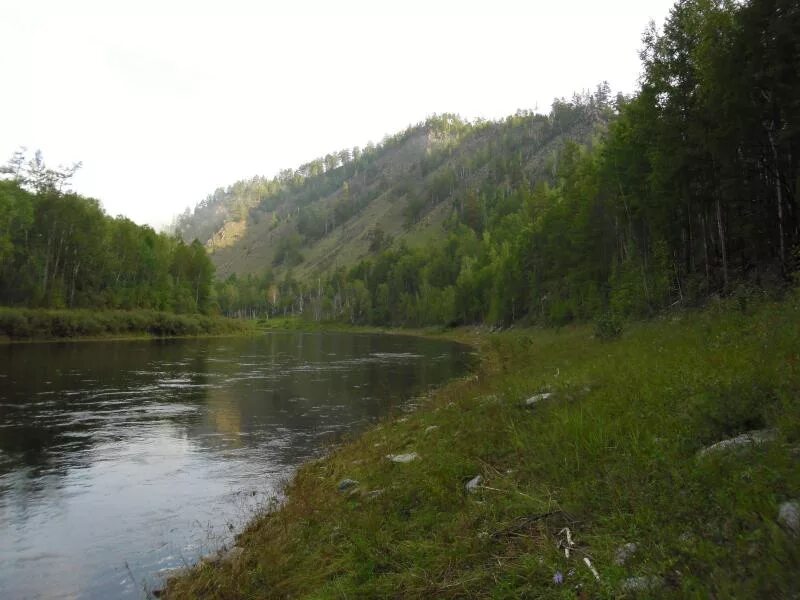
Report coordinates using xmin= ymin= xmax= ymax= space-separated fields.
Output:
xmin=0 ymin=333 xmax=473 ymax=599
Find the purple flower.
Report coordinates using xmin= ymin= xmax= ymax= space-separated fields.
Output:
xmin=553 ymin=571 xmax=564 ymax=585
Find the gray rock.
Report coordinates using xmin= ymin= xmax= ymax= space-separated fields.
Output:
xmin=621 ymin=576 xmax=663 ymax=593
xmin=613 ymin=542 xmax=638 ymax=566
xmin=465 ymin=474 xmax=483 ymax=493
xmin=386 ymin=452 xmax=419 ymax=463
xmin=337 ymin=478 xmax=359 ymax=492
xmin=525 ymin=392 xmax=553 ymax=407
xmin=778 ymin=501 xmax=800 ymax=535
xmin=697 ymin=429 xmax=777 ymax=458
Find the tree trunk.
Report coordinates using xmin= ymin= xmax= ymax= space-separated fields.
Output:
xmin=767 ymin=128 xmax=786 ymax=269
xmin=715 ymin=196 xmax=728 ymax=292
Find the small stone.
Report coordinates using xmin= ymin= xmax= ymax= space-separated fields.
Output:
xmin=465 ymin=474 xmax=483 ymax=493
xmin=386 ymin=452 xmax=419 ymax=463
xmin=525 ymin=392 xmax=553 ymax=407
xmin=697 ymin=429 xmax=777 ymax=458
xmin=778 ymin=501 xmax=800 ymax=535
xmin=425 ymin=425 xmax=439 ymax=434
xmin=621 ymin=576 xmax=663 ymax=593
xmin=614 ymin=542 xmax=638 ymax=566
xmin=337 ymin=478 xmax=359 ymax=492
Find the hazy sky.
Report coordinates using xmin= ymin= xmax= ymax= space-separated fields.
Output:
xmin=0 ymin=0 xmax=676 ymax=229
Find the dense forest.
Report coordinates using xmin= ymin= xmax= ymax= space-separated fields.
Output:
xmin=0 ymin=152 xmax=215 ymax=314
xmin=207 ymin=0 xmax=798 ymax=328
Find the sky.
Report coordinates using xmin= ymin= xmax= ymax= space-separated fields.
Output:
xmin=0 ymin=0 xmax=676 ymax=230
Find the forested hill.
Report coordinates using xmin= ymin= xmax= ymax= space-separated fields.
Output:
xmin=185 ymin=0 xmax=798 ymax=329
xmin=175 ymin=94 xmax=611 ymax=280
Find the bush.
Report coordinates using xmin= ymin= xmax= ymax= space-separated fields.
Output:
xmin=0 ymin=307 xmax=250 ymax=339
xmin=688 ymin=381 xmax=778 ymax=445
xmin=594 ymin=311 xmax=623 ymax=341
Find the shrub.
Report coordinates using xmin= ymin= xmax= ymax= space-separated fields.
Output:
xmin=594 ymin=311 xmax=623 ymax=341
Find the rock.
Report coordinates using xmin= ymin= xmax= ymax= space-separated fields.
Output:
xmin=525 ymin=392 xmax=553 ymax=407
xmin=465 ymin=474 xmax=483 ymax=493
xmin=621 ymin=576 xmax=663 ymax=593
xmin=424 ymin=425 xmax=439 ymax=434
xmin=337 ymin=478 xmax=359 ymax=492
xmin=614 ymin=542 xmax=638 ymax=566
xmin=386 ymin=452 xmax=419 ymax=463
xmin=697 ymin=429 xmax=777 ymax=458
xmin=778 ymin=501 xmax=800 ymax=535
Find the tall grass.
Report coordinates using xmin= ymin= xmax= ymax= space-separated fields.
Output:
xmin=164 ymin=293 xmax=800 ymax=598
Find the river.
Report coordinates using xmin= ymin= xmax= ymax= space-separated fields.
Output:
xmin=0 ymin=332 xmax=473 ymax=599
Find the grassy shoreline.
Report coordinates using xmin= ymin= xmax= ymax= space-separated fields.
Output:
xmin=0 ymin=307 xmax=254 ymax=343
xmin=164 ymin=296 xmax=800 ymax=598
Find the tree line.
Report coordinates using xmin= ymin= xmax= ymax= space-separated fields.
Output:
xmin=216 ymin=0 xmax=799 ymax=327
xmin=0 ymin=152 xmax=215 ymax=314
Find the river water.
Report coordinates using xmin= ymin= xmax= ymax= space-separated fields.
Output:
xmin=0 ymin=332 xmax=472 ymax=599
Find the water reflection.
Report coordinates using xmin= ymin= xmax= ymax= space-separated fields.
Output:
xmin=0 ymin=332 xmax=472 ymax=599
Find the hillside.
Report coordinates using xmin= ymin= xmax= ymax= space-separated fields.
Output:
xmin=175 ymin=95 xmax=611 ymax=281
xmin=177 ymin=0 xmax=797 ymax=332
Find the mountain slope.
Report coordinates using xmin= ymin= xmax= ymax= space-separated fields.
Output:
xmin=176 ymin=94 xmax=611 ymax=281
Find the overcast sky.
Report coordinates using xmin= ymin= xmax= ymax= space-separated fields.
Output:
xmin=0 ymin=0 xmax=676 ymax=229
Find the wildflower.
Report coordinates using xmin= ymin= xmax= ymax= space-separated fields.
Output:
xmin=553 ymin=571 xmax=564 ymax=585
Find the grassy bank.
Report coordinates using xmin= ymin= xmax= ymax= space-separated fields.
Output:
xmin=0 ymin=307 xmax=253 ymax=342
xmin=164 ymin=295 xmax=800 ymax=599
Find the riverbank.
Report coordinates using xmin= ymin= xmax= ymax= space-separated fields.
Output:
xmin=163 ymin=294 xmax=800 ymax=598
xmin=0 ymin=307 xmax=253 ymax=342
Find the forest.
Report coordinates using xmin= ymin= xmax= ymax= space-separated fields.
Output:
xmin=3 ymin=0 xmax=797 ymax=335
xmin=0 ymin=152 xmax=215 ymax=316
xmin=210 ymin=0 xmax=798 ymax=329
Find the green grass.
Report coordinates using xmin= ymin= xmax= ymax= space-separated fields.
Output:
xmin=163 ymin=294 xmax=800 ymax=599
xmin=0 ymin=307 xmax=253 ymax=341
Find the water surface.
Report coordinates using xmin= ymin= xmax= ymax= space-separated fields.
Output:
xmin=0 ymin=332 xmax=472 ymax=599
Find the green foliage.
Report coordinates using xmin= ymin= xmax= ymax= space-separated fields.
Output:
xmin=594 ymin=311 xmax=623 ymax=341
xmin=0 ymin=176 xmax=216 ymax=315
xmin=0 ymin=307 xmax=249 ymax=340
xmin=164 ymin=290 xmax=800 ymax=600
xmin=225 ymin=0 xmax=797 ymax=332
